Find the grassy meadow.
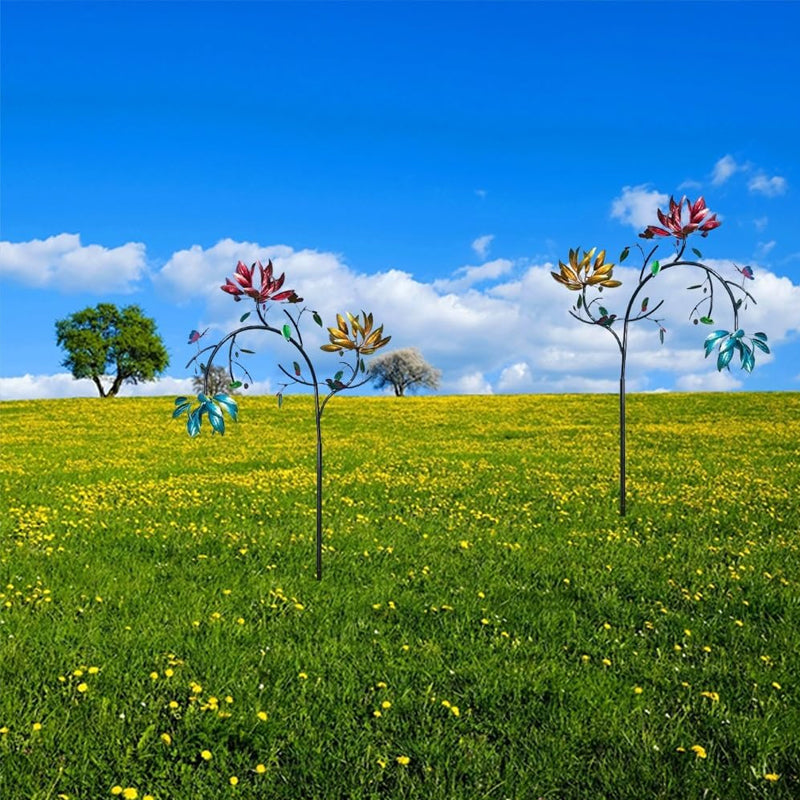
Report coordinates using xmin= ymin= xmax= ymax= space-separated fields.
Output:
xmin=1 ymin=392 xmax=799 ymax=800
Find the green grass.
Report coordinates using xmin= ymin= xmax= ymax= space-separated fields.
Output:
xmin=1 ymin=392 xmax=799 ymax=799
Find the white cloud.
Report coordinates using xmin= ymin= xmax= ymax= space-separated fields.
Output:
xmin=756 ymin=240 xmax=777 ymax=259
xmin=0 ymin=233 xmax=147 ymax=293
xmin=610 ymin=185 xmax=669 ymax=230
xmin=748 ymin=173 xmax=788 ymax=197
xmin=475 ymin=189 xmax=487 ymax=198
xmin=0 ymin=373 xmax=272 ymax=401
xmin=432 ymin=258 xmax=513 ymax=292
xmin=10 ymin=237 xmax=797 ymax=401
xmin=497 ymin=362 xmax=533 ymax=392
xmin=471 ymin=235 xmax=494 ymax=259
xmin=675 ymin=371 xmax=743 ymax=392
xmin=754 ymin=217 xmax=769 ymax=232
xmin=452 ymin=371 xmax=493 ymax=395
xmin=711 ymin=155 xmax=743 ymax=186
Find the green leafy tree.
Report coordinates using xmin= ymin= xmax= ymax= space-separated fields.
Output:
xmin=55 ymin=303 xmax=169 ymax=397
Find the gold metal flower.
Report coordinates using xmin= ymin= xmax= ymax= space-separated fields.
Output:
xmin=551 ymin=247 xmax=621 ymax=291
xmin=321 ymin=311 xmax=391 ymax=356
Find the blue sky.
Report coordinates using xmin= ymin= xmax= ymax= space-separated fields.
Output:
xmin=1 ymin=0 xmax=798 ymax=399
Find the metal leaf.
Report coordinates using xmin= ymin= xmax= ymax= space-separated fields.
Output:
xmin=282 ymin=324 xmax=292 ymax=341
xmin=717 ymin=347 xmax=734 ymax=371
xmin=619 ymin=246 xmax=629 ymax=263
xmin=753 ymin=331 xmax=768 ymax=341
xmin=651 ymin=260 xmax=660 ymax=276
xmin=312 ymin=311 xmax=323 ymax=327
xmin=174 ymin=396 xmax=188 ymax=406
xmin=691 ymin=247 xmax=703 ymax=259
xmin=240 ymin=312 xmax=251 ymax=322
xmin=172 ymin=404 xmax=191 ymax=419
xmin=719 ymin=336 xmax=736 ymax=354
xmin=213 ymin=394 xmax=239 ymax=422
xmin=641 ymin=297 xmax=649 ymax=312
xmin=187 ymin=408 xmax=202 ymax=437
xmin=751 ymin=338 xmax=770 ymax=354
xmin=699 ymin=316 xmax=714 ymax=325
xmin=293 ymin=361 xmax=301 ymax=376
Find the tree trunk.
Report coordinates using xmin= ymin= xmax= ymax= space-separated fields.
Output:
xmin=92 ymin=376 xmax=107 ymax=398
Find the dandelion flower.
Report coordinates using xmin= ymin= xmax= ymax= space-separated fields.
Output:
xmin=160 ymin=733 xmax=171 ymax=745
xmin=700 ymin=691 xmax=719 ymax=702
xmin=772 ymin=682 xmax=781 ymax=690
xmin=633 ymin=686 xmax=643 ymax=695
xmin=77 ymin=683 xmax=88 ymax=693
xmin=602 ymin=658 xmax=611 ymax=667
xmin=376 ymin=681 xmax=387 ymax=689
xmin=257 ymin=711 xmax=268 ymax=721
xmin=373 ymin=710 xmax=382 ymax=718
xmin=381 ymin=700 xmax=391 ymax=710
xmin=255 ymin=764 xmax=267 ymax=774
xmin=377 ymin=758 xmax=387 ymax=769
xmin=450 ymin=705 xmax=460 ymax=717
xmin=32 ymin=722 xmax=42 ymax=732
xmin=201 ymin=749 xmax=212 ymax=761
xmin=298 ymin=672 xmax=308 ymax=680
xmin=0 ymin=727 xmax=8 ymax=735
xmin=690 ymin=745 xmax=707 ymax=759
xmin=396 ymin=756 xmax=410 ymax=766
xmin=764 ymin=773 xmax=780 ymax=782
xmin=164 ymin=668 xmax=174 ymax=678
xmin=111 ymin=788 xmax=123 ymax=797
xmin=144 ymin=796 xmax=155 ymax=800
xmin=149 ymin=672 xmax=158 ymax=681
xmin=229 ymin=776 xmax=239 ymax=786
xmin=122 ymin=789 xmax=138 ymax=800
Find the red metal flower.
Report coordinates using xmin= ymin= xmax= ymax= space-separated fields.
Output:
xmin=640 ymin=196 xmax=720 ymax=240
xmin=221 ymin=260 xmax=302 ymax=304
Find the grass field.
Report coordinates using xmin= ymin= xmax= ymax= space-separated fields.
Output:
xmin=1 ymin=392 xmax=799 ymax=800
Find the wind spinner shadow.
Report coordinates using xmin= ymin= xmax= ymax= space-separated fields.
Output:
xmin=172 ymin=260 xmax=390 ymax=579
xmin=552 ymin=196 xmax=770 ymax=515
